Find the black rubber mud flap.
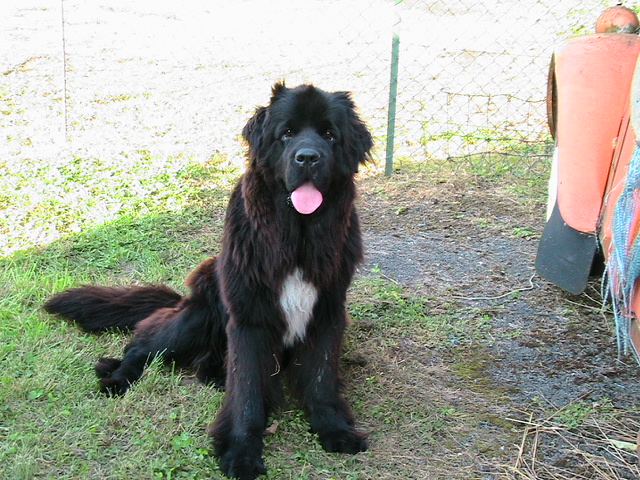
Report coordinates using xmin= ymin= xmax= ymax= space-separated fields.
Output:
xmin=535 ymin=200 xmax=598 ymax=295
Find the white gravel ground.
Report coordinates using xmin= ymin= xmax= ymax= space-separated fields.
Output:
xmin=1 ymin=0 xmax=603 ymax=165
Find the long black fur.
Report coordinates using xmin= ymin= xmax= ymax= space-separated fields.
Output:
xmin=44 ymin=82 xmax=373 ymax=480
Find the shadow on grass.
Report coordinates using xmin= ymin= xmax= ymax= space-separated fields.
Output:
xmin=3 ymin=195 xmax=228 ymax=294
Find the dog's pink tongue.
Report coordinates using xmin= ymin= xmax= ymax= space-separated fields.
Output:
xmin=291 ymin=182 xmax=323 ymax=214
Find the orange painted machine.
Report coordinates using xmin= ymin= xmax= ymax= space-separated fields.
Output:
xmin=536 ymin=6 xmax=640 ymax=362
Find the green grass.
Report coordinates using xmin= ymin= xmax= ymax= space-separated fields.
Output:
xmin=0 ymin=151 xmax=237 ymax=256
xmin=1 ymin=153 xmax=523 ymax=479
xmin=349 ymin=270 xmax=494 ymax=349
xmin=1 ymin=151 xmax=240 ymax=479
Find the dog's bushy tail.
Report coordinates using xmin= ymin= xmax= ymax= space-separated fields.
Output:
xmin=43 ymin=285 xmax=183 ymax=333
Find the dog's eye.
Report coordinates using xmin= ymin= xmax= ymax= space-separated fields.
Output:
xmin=282 ymin=129 xmax=293 ymax=141
xmin=323 ymin=130 xmax=335 ymax=142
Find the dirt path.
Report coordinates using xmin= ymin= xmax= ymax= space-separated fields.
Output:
xmin=358 ymin=172 xmax=640 ymax=479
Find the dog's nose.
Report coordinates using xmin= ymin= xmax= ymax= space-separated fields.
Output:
xmin=295 ymin=148 xmax=320 ymax=165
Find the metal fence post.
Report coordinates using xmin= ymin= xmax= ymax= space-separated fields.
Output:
xmin=385 ymin=1 xmax=402 ymax=176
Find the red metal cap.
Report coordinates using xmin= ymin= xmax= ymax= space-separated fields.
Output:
xmin=596 ymin=5 xmax=639 ymax=34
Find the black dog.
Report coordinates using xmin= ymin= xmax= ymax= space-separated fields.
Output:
xmin=44 ymin=82 xmax=373 ymax=480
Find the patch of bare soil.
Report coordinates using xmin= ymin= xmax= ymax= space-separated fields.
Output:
xmin=354 ymin=168 xmax=640 ymax=479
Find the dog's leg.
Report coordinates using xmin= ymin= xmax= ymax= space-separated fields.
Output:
xmin=209 ymin=323 xmax=281 ymax=480
xmin=96 ymin=303 xmax=227 ymax=396
xmin=95 ymin=344 xmax=152 ymax=396
xmin=93 ymin=310 xmax=179 ymax=396
xmin=288 ymin=300 xmax=367 ymax=454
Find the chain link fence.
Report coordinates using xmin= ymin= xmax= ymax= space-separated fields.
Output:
xmin=377 ymin=0 xmax=622 ymax=176
xmin=0 ymin=0 xmax=622 ymax=175
xmin=0 ymin=0 xmax=629 ymax=253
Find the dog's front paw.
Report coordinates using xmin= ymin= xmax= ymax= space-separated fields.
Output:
xmin=219 ymin=449 xmax=267 ymax=480
xmin=319 ymin=428 xmax=368 ymax=454
xmin=212 ymin=429 xmax=267 ymax=480
xmin=95 ymin=357 xmax=122 ymax=378
xmin=98 ymin=377 xmax=130 ymax=396
xmin=94 ymin=358 xmax=131 ymax=396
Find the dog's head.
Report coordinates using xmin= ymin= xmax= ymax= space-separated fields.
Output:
xmin=242 ymin=82 xmax=373 ymax=214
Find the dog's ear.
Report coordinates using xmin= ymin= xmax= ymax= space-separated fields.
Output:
xmin=242 ymin=106 xmax=267 ymax=159
xmin=333 ymin=92 xmax=374 ymax=172
xmin=270 ymin=81 xmax=288 ymax=103
xmin=242 ymin=83 xmax=289 ymax=163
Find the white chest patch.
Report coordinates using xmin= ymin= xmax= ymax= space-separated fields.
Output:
xmin=279 ymin=268 xmax=318 ymax=347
